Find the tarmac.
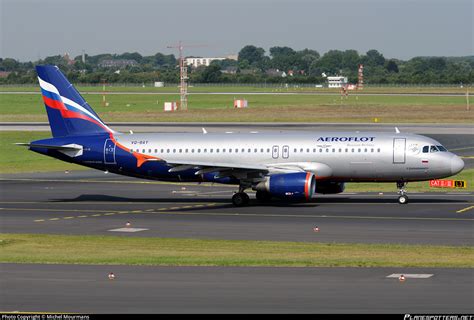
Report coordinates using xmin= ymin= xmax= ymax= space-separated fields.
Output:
xmin=1 ymin=264 xmax=473 ymax=314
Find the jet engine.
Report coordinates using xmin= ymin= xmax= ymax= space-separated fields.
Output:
xmin=315 ymin=181 xmax=345 ymax=194
xmin=255 ymin=172 xmax=316 ymax=200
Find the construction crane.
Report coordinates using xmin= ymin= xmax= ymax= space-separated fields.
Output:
xmin=167 ymin=41 xmax=206 ymax=111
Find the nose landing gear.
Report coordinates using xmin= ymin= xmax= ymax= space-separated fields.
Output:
xmin=397 ymin=181 xmax=409 ymax=204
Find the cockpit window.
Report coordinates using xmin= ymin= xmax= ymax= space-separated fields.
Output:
xmin=423 ymin=145 xmax=447 ymax=153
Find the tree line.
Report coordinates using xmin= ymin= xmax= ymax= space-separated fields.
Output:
xmin=0 ymin=45 xmax=472 ymax=85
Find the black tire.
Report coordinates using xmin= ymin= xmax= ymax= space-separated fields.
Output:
xmin=398 ymin=195 xmax=408 ymax=204
xmin=256 ymin=190 xmax=272 ymax=202
xmin=232 ymin=192 xmax=249 ymax=207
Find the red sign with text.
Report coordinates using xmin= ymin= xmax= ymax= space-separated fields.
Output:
xmin=429 ymin=180 xmax=454 ymax=188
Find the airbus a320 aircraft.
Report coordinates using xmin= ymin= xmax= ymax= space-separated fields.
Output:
xmin=19 ymin=65 xmax=464 ymax=206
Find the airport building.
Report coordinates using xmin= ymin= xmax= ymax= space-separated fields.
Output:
xmin=185 ymin=55 xmax=237 ymax=68
xmin=327 ymin=76 xmax=348 ymax=88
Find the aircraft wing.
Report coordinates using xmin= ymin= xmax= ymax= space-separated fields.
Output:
xmin=165 ymin=160 xmax=269 ymax=178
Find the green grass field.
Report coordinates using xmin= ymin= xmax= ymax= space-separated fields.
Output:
xmin=1 ymin=233 xmax=472 ymax=268
xmin=1 ymin=90 xmax=472 ymax=122
xmin=0 ymin=84 xmax=471 ymax=94
xmin=0 ymin=131 xmax=471 ymax=192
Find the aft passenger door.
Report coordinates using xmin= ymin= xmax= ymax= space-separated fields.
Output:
xmin=282 ymin=145 xmax=289 ymax=159
xmin=104 ymin=139 xmax=116 ymax=164
xmin=272 ymin=145 xmax=279 ymax=159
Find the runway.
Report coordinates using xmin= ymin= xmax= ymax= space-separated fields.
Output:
xmin=1 ymin=263 xmax=473 ymax=313
xmin=1 ymin=171 xmax=473 ymax=313
xmin=1 ymin=171 xmax=473 ymax=245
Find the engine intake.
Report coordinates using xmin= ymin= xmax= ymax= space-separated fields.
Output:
xmin=255 ymin=172 xmax=316 ymax=200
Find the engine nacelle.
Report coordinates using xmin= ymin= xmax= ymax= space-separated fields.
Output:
xmin=255 ymin=172 xmax=316 ymax=200
xmin=315 ymin=181 xmax=345 ymax=194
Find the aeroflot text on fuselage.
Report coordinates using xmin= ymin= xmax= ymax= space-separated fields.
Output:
xmin=317 ymin=136 xmax=376 ymax=142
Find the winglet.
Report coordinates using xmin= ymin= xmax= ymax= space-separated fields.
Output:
xmin=395 ymin=127 xmax=400 ymax=134
xmin=202 ymin=128 xmax=207 ymax=134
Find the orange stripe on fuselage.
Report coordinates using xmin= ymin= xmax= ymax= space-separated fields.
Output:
xmin=108 ymin=134 xmax=161 ymax=168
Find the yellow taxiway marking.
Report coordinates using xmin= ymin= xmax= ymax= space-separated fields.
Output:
xmin=29 ymin=202 xmax=219 ymax=222
xmin=0 ymin=208 xmax=116 ymax=213
xmin=457 ymin=205 xmax=474 ymax=213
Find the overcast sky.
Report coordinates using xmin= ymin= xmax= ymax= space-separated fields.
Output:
xmin=1 ymin=0 xmax=472 ymax=62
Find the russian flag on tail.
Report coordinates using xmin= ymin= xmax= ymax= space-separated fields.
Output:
xmin=36 ymin=65 xmax=114 ymax=137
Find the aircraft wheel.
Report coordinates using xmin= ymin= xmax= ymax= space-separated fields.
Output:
xmin=398 ymin=195 xmax=408 ymax=204
xmin=232 ymin=192 xmax=249 ymax=207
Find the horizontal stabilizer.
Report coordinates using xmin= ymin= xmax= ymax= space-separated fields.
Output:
xmin=15 ymin=143 xmax=82 ymax=151
xmin=16 ymin=143 xmax=83 ymax=157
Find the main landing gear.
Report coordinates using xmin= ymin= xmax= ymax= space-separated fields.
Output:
xmin=397 ymin=181 xmax=409 ymax=204
xmin=232 ymin=185 xmax=250 ymax=207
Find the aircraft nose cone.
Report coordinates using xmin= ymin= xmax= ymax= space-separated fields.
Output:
xmin=451 ymin=156 xmax=464 ymax=175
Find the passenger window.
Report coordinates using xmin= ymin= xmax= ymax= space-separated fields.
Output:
xmin=319 ymin=149 xmax=322 ymax=153
xmin=210 ymin=149 xmax=213 ymax=153
xmin=235 ymin=148 xmax=238 ymax=153
xmin=377 ymin=148 xmax=381 ymax=152
xmin=173 ymin=149 xmax=176 ymax=153
xmin=248 ymin=148 xmax=251 ymax=153
xmin=313 ymin=148 xmax=316 ymax=153
xmin=166 ymin=149 xmax=170 ymax=153
xmin=192 ymin=149 xmax=195 ymax=153
xmin=326 ymin=149 xmax=329 ymax=153
xmin=142 ymin=149 xmax=145 ymax=153
xmin=179 ymin=149 xmax=182 ymax=153
xmin=254 ymin=148 xmax=257 ymax=153
xmin=294 ymin=148 xmax=297 ymax=153
xmin=267 ymin=148 xmax=270 ymax=153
